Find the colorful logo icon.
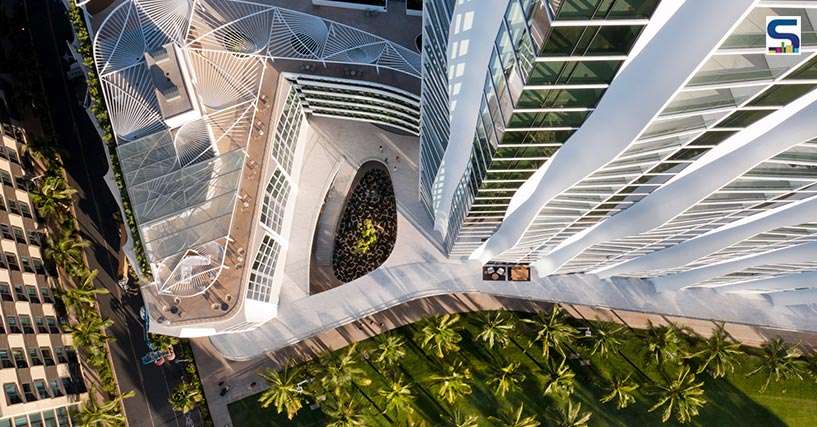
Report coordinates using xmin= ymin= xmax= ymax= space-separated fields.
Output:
xmin=767 ymin=16 xmax=801 ymax=55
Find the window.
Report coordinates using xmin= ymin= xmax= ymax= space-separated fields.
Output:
xmin=56 ymin=407 xmax=69 ymax=426
xmin=0 ymin=224 xmax=12 ymax=240
xmin=18 ymin=202 xmax=30 ymax=219
xmin=49 ymin=380 xmax=62 ymax=397
xmin=21 ymin=257 xmax=33 ymax=273
xmin=33 ymin=258 xmax=45 ymax=275
xmin=26 ymin=286 xmax=39 ymax=303
xmin=19 ymin=316 xmax=33 ymax=334
xmin=6 ymin=317 xmax=20 ymax=334
xmin=13 ymin=285 xmax=25 ymax=301
xmin=27 ymin=231 xmax=39 ymax=246
xmin=54 ymin=347 xmax=67 ymax=364
xmin=7 ymin=200 xmax=19 ymax=215
xmin=34 ymin=380 xmax=49 ymax=399
xmin=29 ymin=413 xmax=42 ymax=427
xmin=21 ymin=383 xmax=36 ymax=402
xmin=12 ymin=349 xmax=26 ymax=368
xmin=4 ymin=384 xmax=21 ymax=405
xmin=12 ymin=417 xmax=25 ymax=427
xmin=247 ymin=236 xmax=282 ymax=302
xmin=7 ymin=150 xmax=18 ymax=164
xmin=0 ymin=196 xmax=5 ymax=211
xmin=0 ymin=284 xmax=11 ymax=302
xmin=0 ymin=171 xmax=12 ymax=187
xmin=43 ymin=409 xmax=57 ymax=427
xmin=5 ymin=253 xmax=18 ymax=271
xmin=42 ymin=410 xmax=56 ymax=427
xmin=60 ymin=378 xmax=75 ymax=395
xmin=27 ymin=348 xmax=42 ymax=366
xmin=40 ymin=288 xmax=53 ymax=303
xmin=65 ymin=347 xmax=78 ymax=363
xmin=12 ymin=227 xmax=25 ymax=244
xmin=0 ymin=350 xmax=12 ymax=369
xmin=46 ymin=317 xmax=60 ymax=334
xmin=35 ymin=317 xmax=47 ymax=333
xmin=41 ymin=348 xmax=54 ymax=366
xmin=260 ymin=168 xmax=291 ymax=233
xmin=14 ymin=178 xmax=26 ymax=191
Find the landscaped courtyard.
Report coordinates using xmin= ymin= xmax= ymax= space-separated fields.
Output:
xmin=229 ymin=308 xmax=817 ymax=427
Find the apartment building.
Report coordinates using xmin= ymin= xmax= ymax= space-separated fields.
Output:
xmin=0 ymin=122 xmax=86 ymax=426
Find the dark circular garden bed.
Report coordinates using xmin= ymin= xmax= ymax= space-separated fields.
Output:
xmin=332 ymin=162 xmax=397 ymax=282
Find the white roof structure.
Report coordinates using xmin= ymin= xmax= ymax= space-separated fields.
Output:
xmin=93 ymin=0 xmax=421 ymax=305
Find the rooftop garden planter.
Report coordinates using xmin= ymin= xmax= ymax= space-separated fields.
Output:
xmin=332 ymin=162 xmax=396 ymax=282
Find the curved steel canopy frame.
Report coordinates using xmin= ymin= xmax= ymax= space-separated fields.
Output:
xmin=93 ymin=0 xmax=420 ymax=299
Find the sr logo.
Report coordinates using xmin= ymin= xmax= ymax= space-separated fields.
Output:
xmin=767 ymin=16 xmax=801 ymax=55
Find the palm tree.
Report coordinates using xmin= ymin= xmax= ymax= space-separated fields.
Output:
xmin=648 ymin=365 xmax=707 ymax=424
xmin=45 ymin=230 xmax=88 ymax=274
xmin=446 ymin=410 xmax=479 ymax=427
xmin=488 ymin=404 xmax=540 ymax=427
xmin=691 ymin=324 xmax=742 ymax=378
xmin=487 ymin=361 xmax=526 ymax=397
xmin=258 ymin=363 xmax=304 ymax=419
xmin=325 ymin=395 xmax=368 ymax=427
xmin=546 ymin=401 xmax=592 ymax=427
xmin=746 ymin=337 xmax=808 ymax=392
xmin=73 ymin=387 xmax=134 ymax=427
xmin=430 ymin=361 xmax=472 ymax=405
xmin=169 ymin=381 xmax=203 ymax=413
xmin=73 ymin=269 xmax=100 ymax=291
xmin=375 ymin=335 xmax=407 ymax=368
xmin=418 ymin=314 xmax=462 ymax=358
xmin=522 ymin=306 xmax=578 ymax=360
xmin=378 ymin=375 xmax=415 ymax=419
xmin=807 ymin=354 xmax=817 ymax=383
xmin=21 ymin=134 xmax=64 ymax=166
xmin=599 ymin=373 xmax=638 ymax=409
xmin=320 ymin=345 xmax=372 ymax=397
xmin=60 ymin=286 xmax=109 ymax=314
xmin=588 ymin=319 xmax=624 ymax=360
xmin=541 ymin=358 xmax=575 ymax=399
xmin=65 ymin=316 xmax=115 ymax=350
xmin=475 ymin=311 xmax=514 ymax=350
xmin=31 ymin=175 xmax=76 ymax=222
xmin=149 ymin=334 xmax=180 ymax=352
xmin=644 ymin=321 xmax=685 ymax=367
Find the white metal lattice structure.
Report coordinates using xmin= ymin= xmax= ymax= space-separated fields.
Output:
xmin=154 ymin=241 xmax=227 ymax=296
xmin=93 ymin=0 xmax=420 ymax=303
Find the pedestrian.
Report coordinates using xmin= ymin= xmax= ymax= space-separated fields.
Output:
xmin=384 ymin=157 xmax=389 ymax=164
xmin=379 ymin=145 xmax=384 ymax=153
xmin=395 ymin=155 xmax=400 ymax=163
xmin=393 ymin=165 xmax=398 ymax=173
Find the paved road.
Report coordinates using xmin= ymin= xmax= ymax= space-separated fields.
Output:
xmin=24 ymin=1 xmax=186 ymax=425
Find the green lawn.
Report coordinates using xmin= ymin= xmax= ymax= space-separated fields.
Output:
xmin=228 ymin=311 xmax=817 ymax=427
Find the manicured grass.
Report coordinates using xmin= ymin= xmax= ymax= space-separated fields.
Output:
xmin=228 ymin=311 xmax=817 ymax=426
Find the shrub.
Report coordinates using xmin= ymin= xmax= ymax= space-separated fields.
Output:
xmin=354 ymin=219 xmax=378 ymax=254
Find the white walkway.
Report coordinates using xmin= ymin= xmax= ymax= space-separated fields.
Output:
xmin=210 ymin=117 xmax=817 ymax=361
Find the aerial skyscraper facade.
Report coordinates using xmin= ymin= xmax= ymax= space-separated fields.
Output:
xmin=424 ymin=0 xmax=817 ymax=301
xmin=84 ymin=0 xmax=817 ymax=344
